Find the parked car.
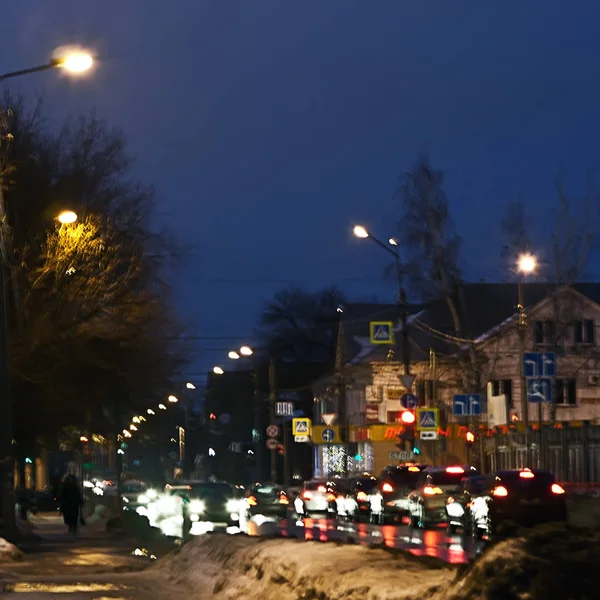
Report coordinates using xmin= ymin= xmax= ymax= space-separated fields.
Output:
xmin=445 ymin=474 xmax=487 ymax=534
xmin=294 ymin=480 xmax=338 ymax=518
xmin=407 ymin=465 xmax=478 ymax=528
xmin=370 ymin=464 xmax=430 ymax=523
xmin=470 ymin=469 xmax=567 ymax=540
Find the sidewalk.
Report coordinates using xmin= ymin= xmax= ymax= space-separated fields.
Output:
xmin=0 ymin=514 xmax=184 ymax=598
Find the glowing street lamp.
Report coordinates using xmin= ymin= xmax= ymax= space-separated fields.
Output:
xmin=240 ymin=346 xmax=253 ymax=356
xmin=228 ymin=351 xmax=240 ymax=360
xmin=147 ymin=409 xmax=155 ymax=415
xmin=353 ymin=225 xmax=369 ymax=239
xmin=158 ymin=404 xmax=167 ymax=410
xmin=56 ymin=51 xmax=93 ymax=73
xmin=168 ymin=395 xmax=178 ymax=403
xmin=517 ymin=253 xmax=537 ymax=274
xmin=213 ymin=366 xmax=224 ymax=375
xmin=186 ymin=382 xmax=196 ymax=390
xmin=57 ymin=210 xmax=78 ymax=224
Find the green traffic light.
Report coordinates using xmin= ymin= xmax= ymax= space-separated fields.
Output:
xmin=412 ymin=447 xmax=420 ymax=455
xmin=354 ymin=454 xmax=362 ymax=461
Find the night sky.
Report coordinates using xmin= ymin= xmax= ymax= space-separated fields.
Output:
xmin=3 ymin=1 xmax=600 ymax=384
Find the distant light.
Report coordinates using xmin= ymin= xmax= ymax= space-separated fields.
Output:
xmin=228 ymin=351 xmax=240 ymax=360
xmin=129 ymin=424 xmax=138 ymax=431
xmin=147 ymin=409 xmax=155 ymax=415
xmin=240 ymin=346 xmax=253 ymax=356
xmin=56 ymin=51 xmax=93 ymax=73
xmin=213 ymin=366 xmax=224 ymax=375
xmin=186 ymin=382 xmax=196 ymax=390
xmin=353 ymin=225 xmax=369 ymax=239
xmin=57 ymin=210 xmax=78 ymax=224
xmin=168 ymin=395 xmax=178 ymax=403
xmin=208 ymin=448 xmax=216 ymax=457
xmin=247 ymin=450 xmax=254 ymax=455
xmin=389 ymin=238 xmax=398 ymax=246
xmin=132 ymin=417 xmax=140 ymax=424
xmin=79 ymin=436 xmax=89 ymax=442
xmin=117 ymin=449 xmax=125 ymax=455
xmin=25 ymin=457 xmax=33 ymax=464
xmin=400 ymin=411 xmax=416 ymax=424
xmin=517 ymin=253 xmax=537 ymax=274
xmin=158 ymin=404 xmax=167 ymax=410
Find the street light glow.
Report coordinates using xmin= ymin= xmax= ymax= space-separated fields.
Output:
xmin=240 ymin=346 xmax=253 ymax=356
xmin=228 ymin=351 xmax=240 ymax=360
xmin=517 ymin=253 xmax=537 ymax=274
xmin=57 ymin=210 xmax=78 ymax=224
xmin=158 ymin=404 xmax=167 ymax=410
xmin=213 ymin=366 xmax=224 ymax=375
xmin=147 ymin=409 xmax=155 ymax=415
xmin=168 ymin=395 xmax=178 ymax=403
xmin=389 ymin=238 xmax=398 ymax=246
xmin=186 ymin=382 xmax=196 ymax=390
xmin=56 ymin=51 xmax=93 ymax=73
xmin=353 ymin=225 xmax=369 ymax=239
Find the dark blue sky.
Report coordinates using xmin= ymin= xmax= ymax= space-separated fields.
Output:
xmin=3 ymin=1 xmax=600 ymax=383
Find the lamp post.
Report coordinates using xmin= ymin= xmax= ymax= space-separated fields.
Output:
xmin=0 ymin=50 xmax=92 ymax=540
xmin=516 ymin=253 xmax=537 ymax=466
xmin=353 ymin=225 xmax=411 ymax=375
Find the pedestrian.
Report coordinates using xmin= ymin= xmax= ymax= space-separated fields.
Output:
xmin=58 ymin=474 xmax=83 ymax=534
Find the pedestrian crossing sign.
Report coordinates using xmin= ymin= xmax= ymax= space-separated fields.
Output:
xmin=370 ymin=321 xmax=394 ymax=345
xmin=292 ymin=418 xmax=312 ymax=436
xmin=417 ymin=408 xmax=439 ymax=431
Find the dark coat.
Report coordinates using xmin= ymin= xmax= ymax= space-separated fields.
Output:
xmin=59 ymin=477 xmax=83 ymax=527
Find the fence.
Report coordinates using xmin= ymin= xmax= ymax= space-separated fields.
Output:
xmin=482 ymin=423 xmax=600 ymax=484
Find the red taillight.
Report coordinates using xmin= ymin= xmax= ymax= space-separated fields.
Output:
xmin=302 ymin=491 xmax=312 ymax=500
xmin=551 ymin=483 xmax=565 ymax=495
xmin=519 ymin=470 xmax=535 ymax=479
xmin=493 ymin=486 xmax=508 ymax=497
xmin=423 ymin=486 xmax=443 ymax=496
xmin=382 ymin=483 xmax=394 ymax=493
xmin=279 ymin=495 xmax=289 ymax=505
xmin=356 ymin=491 xmax=367 ymax=502
xmin=446 ymin=466 xmax=464 ymax=474
xmin=247 ymin=496 xmax=257 ymax=506
xmin=326 ymin=493 xmax=336 ymax=502
xmin=318 ymin=485 xmax=326 ymax=493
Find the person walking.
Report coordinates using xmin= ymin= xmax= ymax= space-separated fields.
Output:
xmin=58 ymin=474 xmax=83 ymax=534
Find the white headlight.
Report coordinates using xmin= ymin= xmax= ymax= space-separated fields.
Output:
xmin=146 ymin=489 xmax=158 ymax=499
xmin=226 ymin=500 xmax=239 ymax=512
xmin=138 ymin=494 xmax=149 ymax=504
xmin=188 ymin=500 xmax=205 ymax=514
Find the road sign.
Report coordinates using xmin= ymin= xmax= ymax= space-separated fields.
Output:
xmin=321 ymin=413 xmax=337 ymax=426
xmin=266 ymin=424 xmax=280 ymax=438
xmin=400 ymin=393 xmax=417 ymax=409
xmin=322 ymin=428 xmax=336 ymax=442
xmin=294 ymin=435 xmax=310 ymax=443
xmin=292 ymin=418 xmax=311 ymax=436
xmin=452 ymin=394 xmax=482 ymax=416
xmin=417 ymin=408 xmax=439 ymax=431
xmin=266 ymin=438 xmax=279 ymax=450
xmin=523 ymin=352 xmax=556 ymax=378
xmin=399 ymin=374 xmax=416 ymax=390
xmin=527 ymin=378 xmax=552 ymax=403
xmin=370 ymin=321 xmax=394 ymax=344
xmin=388 ymin=450 xmax=415 ymax=461
xmin=420 ymin=431 xmax=438 ymax=440
xmin=276 ymin=401 xmax=294 ymax=417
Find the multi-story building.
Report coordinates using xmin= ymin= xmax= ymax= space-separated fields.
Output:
xmin=311 ymin=284 xmax=600 ymax=481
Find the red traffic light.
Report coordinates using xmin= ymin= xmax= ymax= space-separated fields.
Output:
xmin=400 ymin=411 xmax=416 ymax=425
xmin=466 ymin=431 xmax=475 ymax=443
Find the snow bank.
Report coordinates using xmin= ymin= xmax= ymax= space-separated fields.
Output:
xmin=0 ymin=537 xmax=23 ymax=562
xmin=154 ymin=534 xmax=454 ymax=600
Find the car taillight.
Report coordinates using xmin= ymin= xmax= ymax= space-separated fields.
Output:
xmin=318 ymin=485 xmax=326 ymax=493
xmin=446 ymin=466 xmax=464 ymax=474
xmin=382 ymin=483 xmax=394 ymax=493
xmin=356 ymin=491 xmax=367 ymax=502
xmin=423 ymin=486 xmax=443 ymax=495
xmin=326 ymin=493 xmax=336 ymax=502
xmin=519 ymin=470 xmax=535 ymax=479
xmin=551 ymin=483 xmax=565 ymax=495
xmin=248 ymin=496 xmax=258 ymax=506
xmin=302 ymin=491 xmax=313 ymax=500
xmin=493 ymin=486 xmax=508 ymax=497
xmin=279 ymin=495 xmax=289 ymax=504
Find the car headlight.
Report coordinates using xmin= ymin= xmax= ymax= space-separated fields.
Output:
xmin=226 ymin=500 xmax=239 ymax=512
xmin=138 ymin=494 xmax=149 ymax=504
xmin=146 ymin=489 xmax=158 ymax=500
xmin=188 ymin=500 xmax=205 ymax=514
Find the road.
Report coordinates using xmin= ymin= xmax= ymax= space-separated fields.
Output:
xmin=0 ymin=515 xmax=182 ymax=599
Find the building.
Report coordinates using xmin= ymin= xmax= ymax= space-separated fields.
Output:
xmin=311 ymin=284 xmax=600 ymax=481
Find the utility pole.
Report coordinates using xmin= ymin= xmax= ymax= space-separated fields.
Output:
xmin=252 ymin=368 xmax=265 ymax=480
xmin=395 ymin=252 xmax=411 ymax=376
xmin=517 ymin=281 xmax=531 ymax=465
xmin=268 ymin=357 xmax=277 ymax=483
xmin=335 ymin=317 xmax=348 ymax=474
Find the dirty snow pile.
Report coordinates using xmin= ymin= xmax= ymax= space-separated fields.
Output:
xmin=443 ymin=523 xmax=600 ymax=600
xmin=153 ymin=534 xmax=453 ymax=600
xmin=0 ymin=537 xmax=22 ymax=562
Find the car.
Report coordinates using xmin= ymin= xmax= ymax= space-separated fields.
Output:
xmin=370 ymin=464 xmax=430 ymax=523
xmin=445 ymin=474 xmax=487 ymax=534
xmin=174 ymin=482 xmax=241 ymax=529
xmin=239 ymin=483 xmax=290 ymax=531
xmin=294 ymin=479 xmax=338 ymax=518
xmin=407 ymin=465 xmax=479 ymax=528
xmin=120 ymin=480 xmax=149 ymax=510
xmin=469 ymin=469 xmax=567 ymax=540
xmin=335 ymin=474 xmax=379 ymax=521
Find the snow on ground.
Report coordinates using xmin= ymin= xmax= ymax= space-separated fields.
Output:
xmin=153 ymin=534 xmax=454 ymax=600
xmin=0 ymin=537 xmax=23 ymax=562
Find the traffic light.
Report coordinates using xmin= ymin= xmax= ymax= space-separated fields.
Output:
xmin=465 ymin=431 xmax=475 ymax=448
xmin=400 ymin=410 xmax=416 ymax=425
xmin=397 ymin=410 xmax=416 ymax=449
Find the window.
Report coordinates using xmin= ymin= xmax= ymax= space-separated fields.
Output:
xmin=534 ymin=321 xmax=555 ymax=345
xmin=574 ymin=320 xmax=595 ymax=345
xmin=490 ymin=379 xmax=513 ymax=408
xmin=555 ymin=378 xmax=577 ymax=406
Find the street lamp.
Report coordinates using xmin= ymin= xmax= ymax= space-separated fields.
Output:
xmin=516 ymin=252 xmax=538 ymax=466
xmin=57 ymin=210 xmax=78 ymax=224
xmin=186 ymin=382 xmax=196 ymax=390
xmin=213 ymin=366 xmax=224 ymax=375
xmin=0 ymin=47 xmax=94 ymax=542
xmin=228 ymin=351 xmax=240 ymax=360
xmin=168 ymin=395 xmax=178 ymax=403
xmin=240 ymin=346 xmax=253 ymax=356
xmin=353 ymin=225 xmax=369 ymax=239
